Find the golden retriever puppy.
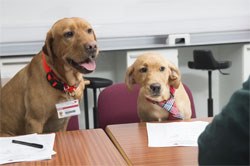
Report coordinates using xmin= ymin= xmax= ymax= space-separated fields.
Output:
xmin=125 ymin=52 xmax=191 ymax=122
xmin=0 ymin=17 xmax=98 ymax=136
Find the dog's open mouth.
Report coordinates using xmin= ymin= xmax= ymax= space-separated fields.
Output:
xmin=67 ymin=58 xmax=96 ymax=74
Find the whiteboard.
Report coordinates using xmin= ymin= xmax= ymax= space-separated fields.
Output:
xmin=0 ymin=0 xmax=249 ymax=43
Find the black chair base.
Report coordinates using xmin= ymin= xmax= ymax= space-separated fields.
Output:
xmin=188 ymin=50 xmax=231 ymax=117
xmin=83 ymin=77 xmax=113 ymax=129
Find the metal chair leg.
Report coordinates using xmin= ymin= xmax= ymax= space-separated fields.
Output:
xmin=84 ymin=89 xmax=89 ymax=129
xmin=208 ymin=71 xmax=213 ymax=117
xmin=93 ymin=88 xmax=98 ymax=128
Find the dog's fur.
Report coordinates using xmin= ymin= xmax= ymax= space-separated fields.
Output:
xmin=125 ymin=52 xmax=191 ymax=122
xmin=0 ymin=17 xmax=99 ymax=136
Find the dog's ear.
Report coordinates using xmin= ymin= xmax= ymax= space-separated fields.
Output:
xmin=168 ymin=62 xmax=181 ymax=89
xmin=42 ymin=30 xmax=55 ymax=64
xmin=125 ymin=65 xmax=136 ymax=90
xmin=92 ymin=29 xmax=97 ymax=41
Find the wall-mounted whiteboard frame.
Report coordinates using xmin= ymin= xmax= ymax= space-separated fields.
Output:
xmin=0 ymin=0 xmax=250 ymax=56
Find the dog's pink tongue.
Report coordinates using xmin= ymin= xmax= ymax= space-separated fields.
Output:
xmin=81 ymin=60 xmax=96 ymax=71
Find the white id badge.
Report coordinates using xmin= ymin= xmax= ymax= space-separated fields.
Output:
xmin=56 ymin=100 xmax=81 ymax=119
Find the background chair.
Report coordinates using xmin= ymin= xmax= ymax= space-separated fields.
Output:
xmin=183 ymin=84 xmax=196 ymax=118
xmin=188 ymin=50 xmax=231 ymax=117
xmin=66 ymin=116 xmax=79 ymax=131
xmin=98 ymin=83 xmax=140 ymax=130
xmin=98 ymin=82 xmax=196 ymax=130
xmin=83 ymin=77 xmax=113 ymax=129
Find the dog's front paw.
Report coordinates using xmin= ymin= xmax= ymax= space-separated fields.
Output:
xmin=84 ymin=79 xmax=90 ymax=85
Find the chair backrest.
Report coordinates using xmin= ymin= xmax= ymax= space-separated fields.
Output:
xmin=183 ymin=83 xmax=196 ymax=118
xmin=66 ymin=116 xmax=79 ymax=131
xmin=98 ymin=83 xmax=140 ymax=129
xmin=98 ymin=83 xmax=196 ymax=129
xmin=189 ymin=50 xmax=231 ymax=70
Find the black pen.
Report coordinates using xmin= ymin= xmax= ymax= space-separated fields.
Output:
xmin=12 ymin=140 xmax=43 ymax=149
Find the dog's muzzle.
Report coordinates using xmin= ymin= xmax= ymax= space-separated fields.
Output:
xmin=84 ymin=41 xmax=98 ymax=55
xmin=150 ymin=83 xmax=161 ymax=96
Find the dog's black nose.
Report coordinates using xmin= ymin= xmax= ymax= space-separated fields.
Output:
xmin=85 ymin=41 xmax=97 ymax=53
xmin=150 ymin=83 xmax=161 ymax=94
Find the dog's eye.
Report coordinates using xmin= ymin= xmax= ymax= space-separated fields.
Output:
xmin=64 ymin=31 xmax=74 ymax=38
xmin=139 ymin=67 xmax=148 ymax=73
xmin=160 ymin=66 xmax=165 ymax=72
xmin=87 ymin=28 xmax=93 ymax=34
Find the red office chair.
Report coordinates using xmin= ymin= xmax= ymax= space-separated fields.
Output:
xmin=98 ymin=83 xmax=196 ymax=130
xmin=98 ymin=83 xmax=140 ymax=129
xmin=66 ymin=116 xmax=79 ymax=131
xmin=183 ymin=84 xmax=196 ymax=118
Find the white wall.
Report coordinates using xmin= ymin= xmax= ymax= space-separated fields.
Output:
xmin=1 ymin=0 xmax=249 ymax=42
xmin=243 ymin=44 xmax=250 ymax=82
xmin=218 ymin=44 xmax=244 ymax=110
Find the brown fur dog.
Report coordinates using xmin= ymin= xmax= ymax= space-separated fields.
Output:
xmin=0 ymin=17 xmax=99 ymax=136
xmin=125 ymin=52 xmax=191 ymax=122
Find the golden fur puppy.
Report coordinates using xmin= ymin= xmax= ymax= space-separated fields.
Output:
xmin=0 ymin=17 xmax=98 ymax=136
xmin=125 ymin=52 xmax=192 ymax=122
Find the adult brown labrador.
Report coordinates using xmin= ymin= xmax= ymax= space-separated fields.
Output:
xmin=125 ymin=52 xmax=191 ymax=122
xmin=0 ymin=17 xmax=98 ymax=136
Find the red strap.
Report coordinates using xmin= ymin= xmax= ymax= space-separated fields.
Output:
xmin=170 ymin=86 xmax=175 ymax=95
xmin=42 ymin=52 xmax=51 ymax=73
xmin=64 ymin=83 xmax=77 ymax=93
xmin=42 ymin=52 xmax=77 ymax=95
xmin=146 ymin=86 xmax=183 ymax=120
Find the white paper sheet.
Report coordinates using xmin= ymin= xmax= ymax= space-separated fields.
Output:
xmin=0 ymin=133 xmax=56 ymax=164
xmin=146 ymin=121 xmax=209 ymax=147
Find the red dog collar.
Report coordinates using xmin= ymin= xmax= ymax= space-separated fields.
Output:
xmin=42 ymin=52 xmax=77 ymax=96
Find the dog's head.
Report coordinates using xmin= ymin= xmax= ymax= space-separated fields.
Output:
xmin=42 ymin=17 xmax=99 ymax=74
xmin=125 ymin=52 xmax=181 ymax=101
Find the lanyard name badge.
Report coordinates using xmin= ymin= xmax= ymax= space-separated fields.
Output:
xmin=56 ymin=100 xmax=80 ymax=119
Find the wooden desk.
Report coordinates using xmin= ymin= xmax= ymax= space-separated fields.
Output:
xmin=8 ymin=129 xmax=126 ymax=166
xmin=106 ymin=118 xmax=212 ymax=165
